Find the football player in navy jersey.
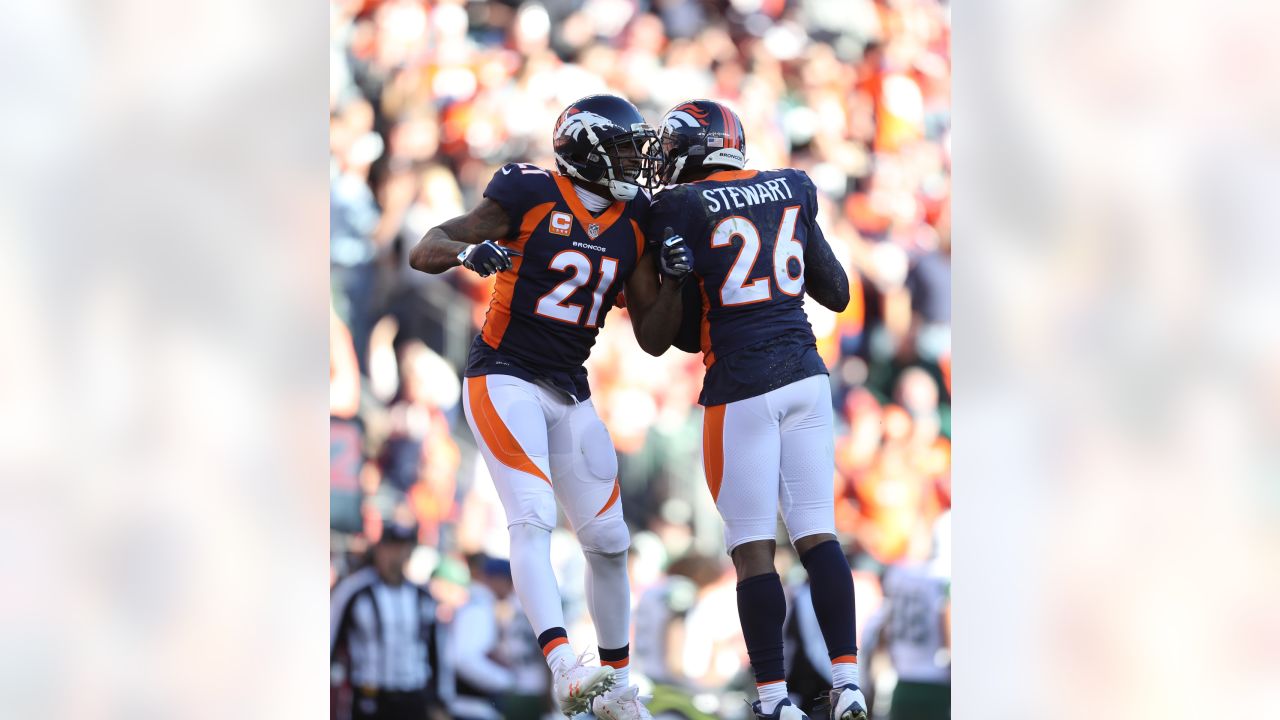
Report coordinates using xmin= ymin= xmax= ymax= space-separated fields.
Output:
xmin=409 ymin=94 xmax=686 ymax=720
xmin=629 ymin=100 xmax=867 ymax=720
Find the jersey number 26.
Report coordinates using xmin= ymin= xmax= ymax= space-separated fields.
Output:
xmin=712 ymin=206 xmax=804 ymax=306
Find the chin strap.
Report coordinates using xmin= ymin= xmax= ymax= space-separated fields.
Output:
xmin=668 ymin=155 xmax=689 ymax=184
xmin=606 ymin=179 xmax=638 ymax=201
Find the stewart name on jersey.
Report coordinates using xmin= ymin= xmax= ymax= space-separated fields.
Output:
xmin=465 ymin=162 xmax=649 ymax=401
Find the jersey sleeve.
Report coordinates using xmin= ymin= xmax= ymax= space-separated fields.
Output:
xmin=646 ymin=185 xmax=698 ymax=251
xmin=632 ymin=187 xmax=654 ymax=217
xmin=792 ymin=169 xmax=833 ymax=256
xmin=791 ymin=168 xmax=845 ymax=294
xmin=625 ymin=189 xmax=654 ymax=247
xmin=788 ymin=169 xmax=822 ymax=229
xmin=482 ymin=163 xmax=540 ymax=240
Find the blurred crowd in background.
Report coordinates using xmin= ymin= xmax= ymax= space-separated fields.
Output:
xmin=331 ymin=0 xmax=950 ymax=716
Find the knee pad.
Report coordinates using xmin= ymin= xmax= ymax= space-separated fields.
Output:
xmin=576 ymin=513 xmax=631 ymax=556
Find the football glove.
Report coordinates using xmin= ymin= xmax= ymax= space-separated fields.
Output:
xmin=659 ymin=227 xmax=692 ymax=283
xmin=457 ymin=240 xmax=520 ymax=277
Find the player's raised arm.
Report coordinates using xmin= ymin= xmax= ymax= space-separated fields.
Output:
xmin=408 ymin=197 xmax=513 ymax=275
xmin=625 ymin=227 xmax=692 ymax=357
xmin=803 ymin=222 xmax=851 ymax=312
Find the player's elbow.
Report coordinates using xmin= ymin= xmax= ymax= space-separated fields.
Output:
xmin=408 ymin=239 xmax=433 ymax=273
xmin=635 ymin=323 xmax=672 ymax=356
xmin=410 ymin=231 xmax=447 ymax=274
xmin=828 ymin=287 xmax=850 ymax=312
xmin=812 ymin=284 xmax=849 ymax=313
xmin=637 ymin=334 xmax=671 ymax=357
xmin=642 ymin=342 xmax=669 ymax=357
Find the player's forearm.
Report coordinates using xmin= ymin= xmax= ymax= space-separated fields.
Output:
xmin=804 ymin=233 xmax=851 ymax=312
xmin=409 ymin=226 xmax=471 ymax=274
xmin=633 ymin=280 xmax=685 ymax=356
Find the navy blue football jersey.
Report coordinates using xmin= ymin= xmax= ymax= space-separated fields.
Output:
xmin=649 ymin=168 xmax=828 ymax=406
xmin=465 ymin=163 xmax=650 ymax=400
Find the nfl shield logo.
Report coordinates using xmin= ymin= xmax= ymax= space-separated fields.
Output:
xmin=587 ymin=223 xmax=601 ymax=239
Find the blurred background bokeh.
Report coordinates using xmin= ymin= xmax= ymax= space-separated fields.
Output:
xmin=329 ymin=0 xmax=951 ymax=717
xmin=3 ymin=0 xmax=1276 ymax=719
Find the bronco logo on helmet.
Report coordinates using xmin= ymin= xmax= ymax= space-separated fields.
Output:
xmin=664 ymin=103 xmax=711 ymax=130
xmin=556 ymin=110 xmax=617 ymax=140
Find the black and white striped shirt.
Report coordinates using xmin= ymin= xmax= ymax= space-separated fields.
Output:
xmin=330 ymin=567 xmax=452 ymax=697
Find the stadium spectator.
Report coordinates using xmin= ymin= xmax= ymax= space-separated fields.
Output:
xmin=330 ymin=97 xmax=384 ymax=373
xmin=451 ymin=556 xmax=549 ymax=720
xmin=861 ymin=512 xmax=951 ymax=719
xmin=332 ymin=307 xmax=365 ymax=534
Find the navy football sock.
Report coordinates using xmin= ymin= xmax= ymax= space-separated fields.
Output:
xmin=538 ymin=627 xmax=574 ymax=671
xmin=736 ymin=572 xmax=788 ymax=685
xmin=800 ymin=539 xmax=858 ymax=663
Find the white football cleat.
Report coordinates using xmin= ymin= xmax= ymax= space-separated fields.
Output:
xmin=828 ymin=685 xmax=868 ymax=720
xmin=551 ymin=653 xmax=616 ymax=716
xmin=590 ymin=684 xmax=654 ymax=720
xmin=752 ymin=698 xmax=811 ymax=719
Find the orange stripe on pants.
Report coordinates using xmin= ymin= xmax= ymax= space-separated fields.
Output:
xmin=703 ymin=404 xmax=725 ymax=502
xmin=595 ymin=479 xmax=621 ymax=517
xmin=467 ymin=376 xmax=550 ymax=484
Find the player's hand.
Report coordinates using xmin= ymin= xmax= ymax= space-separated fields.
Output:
xmin=457 ymin=240 xmax=520 ymax=277
xmin=659 ymin=227 xmax=692 ymax=283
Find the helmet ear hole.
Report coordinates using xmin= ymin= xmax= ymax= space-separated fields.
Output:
xmin=703 ymin=148 xmax=746 ymax=170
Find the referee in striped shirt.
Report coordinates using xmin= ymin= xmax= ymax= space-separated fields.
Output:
xmin=331 ymin=521 xmax=453 ymax=720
